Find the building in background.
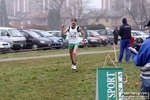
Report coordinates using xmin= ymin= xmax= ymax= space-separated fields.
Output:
xmin=101 ymin=0 xmax=150 ymax=11
xmin=6 ymin=0 xmax=51 ymax=16
xmin=88 ymin=11 xmax=134 ymax=29
xmin=101 ymin=0 xmax=131 ymax=11
xmin=5 ymin=0 xmax=84 ymax=29
xmin=6 ymin=0 xmax=82 ymax=16
xmin=5 ymin=0 xmax=149 ymax=29
xmin=65 ymin=0 xmax=82 ymax=17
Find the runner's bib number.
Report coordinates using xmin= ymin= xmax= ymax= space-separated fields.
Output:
xmin=69 ymin=32 xmax=77 ymax=40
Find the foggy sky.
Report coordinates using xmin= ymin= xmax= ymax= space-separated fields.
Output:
xmin=90 ymin=0 xmax=101 ymax=8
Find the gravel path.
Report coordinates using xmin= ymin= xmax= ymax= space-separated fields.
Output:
xmin=0 ymin=50 xmax=118 ymax=62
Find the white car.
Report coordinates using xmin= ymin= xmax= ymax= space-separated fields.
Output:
xmin=0 ymin=40 xmax=11 ymax=53
xmin=131 ymin=30 xmax=149 ymax=42
xmin=0 ymin=27 xmax=26 ymax=50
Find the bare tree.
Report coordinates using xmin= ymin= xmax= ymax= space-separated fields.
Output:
xmin=0 ymin=0 xmax=9 ymax=26
xmin=47 ymin=0 xmax=65 ymax=30
xmin=88 ymin=9 xmax=106 ymax=25
xmin=65 ymin=0 xmax=91 ymax=25
xmin=114 ymin=0 xmax=150 ymax=29
xmin=39 ymin=0 xmax=91 ymax=29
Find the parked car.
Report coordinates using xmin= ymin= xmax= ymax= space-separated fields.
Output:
xmin=31 ymin=30 xmax=63 ymax=49
xmin=143 ymin=30 xmax=149 ymax=35
xmin=131 ymin=32 xmax=143 ymax=43
xmin=96 ymin=29 xmax=114 ymax=44
xmin=47 ymin=31 xmax=68 ymax=48
xmin=0 ymin=27 xmax=26 ymax=50
xmin=79 ymin=32 xmax=101 ymax=47
xmin=87 ymin=30 xmax=109 ymax=46
xmin=0 ymin=40 xmax=11 ymax=53
xmin=131 ymin=30 xmax=149 ymax=43
xmin=19 ymin=30 xmax=51 ymax=50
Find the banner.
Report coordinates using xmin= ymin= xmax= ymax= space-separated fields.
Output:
xmin=96 ymin=68 xmax=124 ymax=100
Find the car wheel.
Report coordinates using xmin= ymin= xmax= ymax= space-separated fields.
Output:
xmin=140 ymin=38 xmax=144 ymax=43
xmin=55 ymin=47 xmax=61 ymax=49
xmin=61 ymin=44 xmax=66 ymax=49
xmin=32 ymin=44 xmax=38 ymax=50
xmin=102 ymin=43 xmax=108 ymax=46
xmin=13 ymin=48 xmax=21 ymax=50
xmin=1 ymin=51 xmax=6 ymax=54
xmin=110 ymin=43 xmax=113 ymax=45
xmin=91 ymin=44 xmax=97 ymax=47
xmin=136 ymin=38 xmax=143 ymax=43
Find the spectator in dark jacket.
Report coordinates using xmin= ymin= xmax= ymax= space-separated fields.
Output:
xmin=118 ymin=18 xmax=131 ymax=62
xmin=113 ymin=27 xmax=119 ymax=45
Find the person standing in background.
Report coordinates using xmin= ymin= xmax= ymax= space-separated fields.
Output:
xmin=113 ymin=27 xmax=119 ymax=45
xmin=118 ymin=18 xmax=131 ymax=62
xmin=83 ymin=27 xmax=88 ymax=47
xmin=83 ymin=27 xmax=88 ymax=39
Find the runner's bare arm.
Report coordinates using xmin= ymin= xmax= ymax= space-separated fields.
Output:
xmin=61 ymin=24 xmax=69 ymax=35
xmin=78 ymin=27 xmax=85 ymax=42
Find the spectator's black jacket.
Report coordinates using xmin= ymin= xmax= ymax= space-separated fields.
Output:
xmin=119 ymin=24 xmax=131 ymax=40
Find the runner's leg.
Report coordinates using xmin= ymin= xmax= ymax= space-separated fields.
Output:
xmin=69 ymin=49 xmax=73 ymax=64
xmin=73 ymin=45 xmax=79 ymax=64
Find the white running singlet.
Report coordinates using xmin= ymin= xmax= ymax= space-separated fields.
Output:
xmin=68 ymin=26 xmax=80 ymax=44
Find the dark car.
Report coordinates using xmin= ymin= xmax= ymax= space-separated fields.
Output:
xmin=96 ymin=29 xmax=114 ymax=44
xmin=31 ymin=30 xmax=63 ymax=49
xmin=87 ymin=30 xmax=109 ymax=46
xmin=19 ymin=30 xmax=51 ymax=50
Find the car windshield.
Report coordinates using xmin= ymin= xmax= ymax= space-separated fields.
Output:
xmin=135 ymin=32 xmax=143 ymax=36
xmin=49 ymin=32 xmax=54 ymax=35
xmin=56 ymin=32 xmax=62 ymax=37
xmin=9 ymin=29 xmax=24 ymax=37
xmin=28 ymin=31 xmax=42 ymax=38
xmin=98 ymin=30 xmax=105 ymax=35
xmin=50 ymin=32 xmax=61 ymax=37
xmin=132 ymin=32 xmax=140 ymax=36
xmin=98 ymin=29 xmax=113 ymax=35
xmin=91 ymin=31 xmax=100 ymax=36
xmin=41 ymin=31 xmax=53 ymax=37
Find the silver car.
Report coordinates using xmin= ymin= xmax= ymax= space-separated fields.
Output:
xmin=131 ymin=30 xmax=149 ymax=43
xmin=0 ymin=27 xmax=26 ymax=50
xmin=0 ymin=40 xmax=11 ymax=53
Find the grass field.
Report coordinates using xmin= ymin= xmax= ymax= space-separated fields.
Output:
xmin=0 ymin=46 xmax=119 ymax=59
xmin=0 ymin=47 xmax=141 ymax=100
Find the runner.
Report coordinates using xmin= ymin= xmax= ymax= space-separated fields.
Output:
xmin=61 ymin=18 xmax=85 ymax=70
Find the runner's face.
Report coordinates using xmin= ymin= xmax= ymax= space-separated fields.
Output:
xmin=71 ymin=20 xmax=76 ymax=27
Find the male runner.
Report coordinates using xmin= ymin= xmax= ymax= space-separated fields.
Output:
xmin=61 ymin=18 xmax=85 ymax=70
